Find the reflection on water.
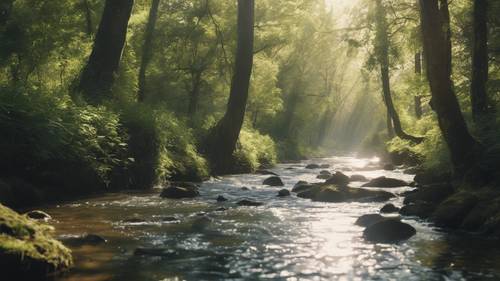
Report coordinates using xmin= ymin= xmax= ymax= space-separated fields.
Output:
xmin=42 ymin=156 xmax=500 ymax=280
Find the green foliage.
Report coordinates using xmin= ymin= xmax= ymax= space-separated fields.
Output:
xmin=0 ymin=87 xmax=128 ymax=188
xmin=120 ymin=104 xmax=208 ymax=186
xmin=233 ymin=128 xmax=277 ymax=172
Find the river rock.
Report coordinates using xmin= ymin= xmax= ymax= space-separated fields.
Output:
xmin=216 ymin=195 xmax=228 ymax=202
xmin=297 ymin=184 xmax=394 ymax=203
xmin=349 ymin=174 xmax=368 ymax=182
xmin=320 ymin=170 xmax=332 ymax=175
xmin=462 ymin=200 xmax=500 ymax=231
xmin=25 ymin=210 xmax=52 ymax=221
xmin=292 ymin=182 xmax=315 ymax=193
xmin=256 ymin=170 xmax=278 ymax=176
xmin=355 ymin=214 xmax=386 ymax=227
xmin=192 ymin=216 xmax=212 ymax=231
xmin=380 ymin=203 xmax=400 ymax=213
xmin=160 ymin=185 xmax=200 ymax=199
xmin=403 ymin=184 xmax=454 ymax=205
xmin=317 ymin=174 xmax=332 ymax=180
xmin=263 ymin=176 xmax=284 ymax=187
xmin=305 ymin=164 xmax=321 ymax=169
xmin=431 ymin=193 xmax=479 ymax=228
xmin=325 ymin=172 xmax=350 ymax=186
xmin=363 ymin=220 xmax=416 ymax=243
xmin=320 ymin=164 xmax=331 ymax=168
xmin=241 ymin=186 xmax=250 ymax=191
xmin=237 ymin=199 xmax=264 ymax=207
xmin=362 ymin=176 xmax=408 ymax=188
xmin=278 ymin=189 xmax=291 ymax=197
xmin=399 ymin=203 xmax=436 ymax=219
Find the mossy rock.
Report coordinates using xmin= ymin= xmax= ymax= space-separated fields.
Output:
xmin=403 ymin=184 xmax=454 ymax=205
xmin=0 ymin=204 xmax=72 ymax=279
xmin=431 ymin=192 xmax=479 ymax=228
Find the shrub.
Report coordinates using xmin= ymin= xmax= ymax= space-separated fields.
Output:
xmin=119 ymin=104 xmax=208 ymax=188
xmin=233 ymin=128 xmax=277 ymax=172
xmin=0 ymin=87 xmax=128 ymax=198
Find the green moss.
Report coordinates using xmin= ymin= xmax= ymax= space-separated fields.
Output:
xmin=233 ymin=128 xmax=277 ymax=172
xmin=0 ymin=204 xmax=72 ymax=276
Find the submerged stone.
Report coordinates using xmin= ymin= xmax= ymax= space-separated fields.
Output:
xmin=256 ymin=170 xmax=278 ymax=176
xmin=305 ymin=164 xmax=321 ymax=169
xmin=236 ymin=200 xmax=264 ymax=207
xmin=216 ymin=195 xmax=228 ymax=202
xmin=355 ymin=214 xmax=386 ymax=227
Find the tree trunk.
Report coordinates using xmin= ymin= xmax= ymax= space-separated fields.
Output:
xmin=414 ymin=51 xmax=423 ymax=119
xmin=76 ymin=0 xmax=134 ymax=105
xmin=138 ymin=0 xmax=160 ymax=102
xmin=206 ymin=0 xmax=254 ymax=174
xmin=82 ymin=0 xmax=93 ymax=36
xmin=187 ymin=71 xmax=202 ymax=115
xmin=419 ymin=0 xmax=479 ymax=174
xmin=386 ymin=111 xmax=394 ymax=138
xmin=470 ymin=0 xmax=489 ymax=122
xmin=375 ymin=0 xmax=423 ymax=143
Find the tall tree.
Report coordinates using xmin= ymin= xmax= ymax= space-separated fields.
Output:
xmin=419 ymin=0 xmax=479 ymax=174
xmin=470 ymin=0 xmax=489 ymax=122
xmin=206 ymin=0 xmax=254 ymax=174
xmin=374 ymin=0 xmax=423 ymax=143
xmin=76 ymin=0 xmax=134 ymax=104
xmin=414 ymin=51 xmax=423 ymax=119
xmin=138 ymin=0 xmax=160 ymax=102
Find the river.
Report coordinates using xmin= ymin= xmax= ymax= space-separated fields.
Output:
xmin=43 ymin=156 xmax=500 ymax=281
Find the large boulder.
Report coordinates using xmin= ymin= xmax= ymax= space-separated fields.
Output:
xmin=362 ymin=176 xmax=408 ymax=188
xmin=461 ymin=200 xmax=500 ymax=231
xmin=325 ymin=172 xmax=350 ymax=186
xmin=383 ymin=163 xmax=395 ymax=171
xmin=355 ymin=214 xmax=386 ymax=227
xmin=403 ymin=184 xmax=454 ymax=205
xmin=431 ymin=193 xmax=479 ymax=228
xmin=297 ymin=184 xmax=394 ymax=203
xmin=263 ymin=176 xmax=284 ymax=187
xmin=160 ymin=185 xmax=200 ymax=199
xmin=363 ymin=220 xmax=416 ymax=243
xmin=317 ymin=174 xmax=331 ymax=180
xmin=0 ymin=204 xmax=72 ymax=278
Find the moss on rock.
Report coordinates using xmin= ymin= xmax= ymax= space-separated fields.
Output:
xmin=0 ymin=204 xmax=72 ymax=279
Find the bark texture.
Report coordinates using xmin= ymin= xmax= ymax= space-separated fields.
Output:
xmin=206 ymin=0 xmax=254 ymax=174
xmin=77 ymin=0 xmax=134 ymax=104
xmin=470 ymin=0 xmax=489 ymax=122
xmin=138 ymin=0 xmax=160 ymax=102
xmin=419 ymin=0 xmax=479 ymax=174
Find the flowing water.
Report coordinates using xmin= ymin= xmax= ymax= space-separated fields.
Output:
xmin=43 ymin=156 xmax=500 ymax=281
